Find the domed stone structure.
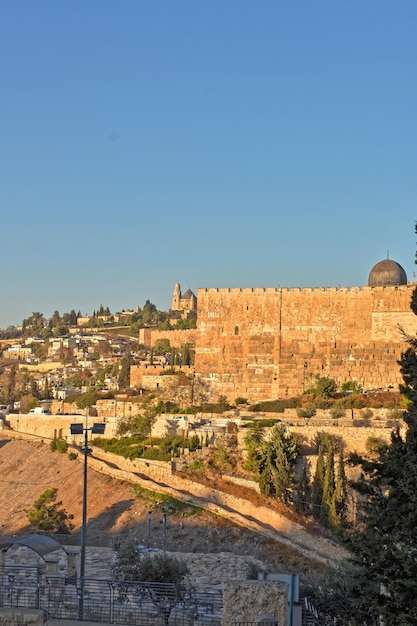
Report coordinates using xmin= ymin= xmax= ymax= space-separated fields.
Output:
xmin=368 ymin=258 xmax=407 ymax=287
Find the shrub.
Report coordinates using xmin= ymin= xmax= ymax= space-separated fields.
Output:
xmin=387 ymin=408 xmax=404 ymax=421
xmin=314 ymin=431 xmax=343 ymax=453
xmin=329 ymin=404 xmax=346 ymax=423
xmin=296 ymin=403 xmax=317 ymax=423
xmin=50 ymin=437 xmax=69 ymax=453
xmin=248 ymin=398 xmax=298 ymax=413
xmin=341 ymin=381 xmax=363 ymax=393
xmin=243 ymin=418 xmax=282 ymax=428
xmin=111 ymin=539 xmax=193 ymax=626
xmin=365 ymin=436 xmax=388 ymax=455
xmin=187 ymin=460 xmax=205 ymax=475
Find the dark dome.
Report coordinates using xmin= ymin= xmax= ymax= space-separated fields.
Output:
xmin=368 ymin=259 xmax=407 ymax=287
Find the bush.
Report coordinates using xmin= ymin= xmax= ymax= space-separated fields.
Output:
xmin=341 ymin=381 xmax=363 ymax=393
xmin=242 ymin=418 xmax=282 ymax=428
xmin=387 ymin=408 xmax=404 ymax=421
xmin=187 ymin=460 xmax=205 ymax=475
xmin=248 ymin=398 xmax=298 ymax=413
xmin=365 ymin=436 xmax=388 ymax=455
xmin=296 ymin=403 xmax=317 ymax=423
xmin=50 ymin=437 xmax=69 ymax=454
xmin=111 ymin=539 xmax=193 ymax=626
xmin=314 ymin=431 xmax=343 ymax=453
xmin=68 ymin=452 xmax=78 ymax=461
xmin=360 ymin=408 xmax=373 ymax=420
xmin=307 ymin=375 xmax=338 ymax=399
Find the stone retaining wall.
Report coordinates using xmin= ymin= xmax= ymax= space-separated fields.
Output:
xmin=84 ymin=446 xmax=347 ymax=567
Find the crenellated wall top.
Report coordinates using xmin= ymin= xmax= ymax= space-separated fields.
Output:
xmin=199 ymin=283 xmax=415 ymax=296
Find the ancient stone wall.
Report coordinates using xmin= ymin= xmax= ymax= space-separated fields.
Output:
xmin=138 ymin=328 xmax=196 ymax=348
xmin=195 ymin=284 xmax=417 ymax=402
xmin=4 ymin=413 xmax=120 ymax=441
xmin=222 ymin=580 xmax=288 ymax=626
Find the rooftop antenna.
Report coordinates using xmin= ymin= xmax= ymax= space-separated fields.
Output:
xmin=387 ymin=250 xmax=390 ymax=259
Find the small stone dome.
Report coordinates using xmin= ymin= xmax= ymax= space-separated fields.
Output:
xmin=368 ymin=259 xmax=407 ymax=287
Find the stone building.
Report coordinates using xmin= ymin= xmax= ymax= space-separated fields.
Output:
xmin=171 ymin=282 xmax=197 ymax=314
xmin=193 ymin=258 xmax=417 ymax=401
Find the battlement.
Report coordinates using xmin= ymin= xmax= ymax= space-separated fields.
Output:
xmin=198 ymin=283 xmax=414 ymax=296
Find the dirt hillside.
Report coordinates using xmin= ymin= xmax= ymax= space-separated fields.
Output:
xmin=0 ymin=437 xmax=326 ymax=578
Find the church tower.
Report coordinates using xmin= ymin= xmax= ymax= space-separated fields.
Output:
xmin=172 ymin=282 xmax=181 ymax=311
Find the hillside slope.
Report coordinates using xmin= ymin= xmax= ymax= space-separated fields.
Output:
xmin=0 ymin=437 xmax=329 ymax=577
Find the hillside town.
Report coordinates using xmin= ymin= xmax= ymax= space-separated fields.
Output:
xmin=0 ymin=285 xmax=197 ymax=414
xmin=0 ymin=269 xmax=416 ymax=626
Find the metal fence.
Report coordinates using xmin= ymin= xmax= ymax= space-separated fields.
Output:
xmin=0 ymin=565 xmax=223 ymax=625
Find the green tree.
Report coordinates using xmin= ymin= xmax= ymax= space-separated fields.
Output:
xmin=311 ymin=446 xmax=325 ymax=522
xmin=296 ymin=402 xmax=317 ymax=425
xmin=69 ymin=309 xmax=78 ymax=326
xmin=333 ymin=447 xmax=347 ymax=526
xmin=112 ymin=537 xmax=193 ymax=625
xmin=306 ymin=564 xmax=378 ymax=625
xmin=294 ymin=458 xmax=312 ymax=515
xmin=142 ymin=300 xmax=158 ymax=325
xmin=50 ymin=310 xmax=61 ymax=328
xmin=76 ymin=388 xmax=98 ymax=410
xmin=154 ymin=338 xmax=171 ymax=354
xmin=344 ymin=230 xmax=417 ymax=624
xmin=346 ymin=344 xmax=417 ymax=624
xmin=322 ymin=445 xmax=336 ymax=526
xmin=22 ymin=312 xmax=46 ymax=337
xmin=53 ymin=322 xmax=68 ymax=337
xmin=6 ymin=364 xmax=17 ymax=403
xmin=116 ymin=399 xmax=157 ymax=440
xmin=25 ymin=488 xmax=74 ymax=534
xmin=118 ymin=349 xmax=133 ymax=389
xmin=257 ymin=424 xmax=301 ymax=502
xmin=341 ymin=380 xmax=362 ymax=394
xmin=243 ymin=422 xmax=264 ymax=474
xmin=310 ymin=375 xmax=338 ymax=399
xmin=42 ymin=376 xmax=53 ymax=400
xmin=50 ymin=437 xmax=69 ymax=453
xmin=329 ymin=403 xmax=346 ymax=425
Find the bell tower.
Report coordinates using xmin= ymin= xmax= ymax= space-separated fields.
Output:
xmin=172 ymin=282 xmax=181 ymax=311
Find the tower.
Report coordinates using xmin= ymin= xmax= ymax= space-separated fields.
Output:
xmin=172 ymin=282 xmax=181 ymax=311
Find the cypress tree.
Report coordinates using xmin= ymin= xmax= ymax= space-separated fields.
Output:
xmin=118 ymin=349 xmax=133 ymax=390
xmin=322 ymin=445 xmax=335 ymax=526
xmin=311 ymin=446 xmax=325 ymax=521
xmin=294 ymin=458 xmax=312 ymax=515
xmin=333 ymin=447 xmax=347 ymax=525
xmin=271 ymin=443 xmax=295 ymax=502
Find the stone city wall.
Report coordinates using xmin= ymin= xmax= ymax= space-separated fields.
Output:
xmin=130 ymin=364 xmax=194 ymax=402
xmin=138 ymin=327 xmax=197 ymax=349
xmin=195 ymin=284 xmax=417 ymax=401
xmin=4 ymin=413 xmax=119 ymax=441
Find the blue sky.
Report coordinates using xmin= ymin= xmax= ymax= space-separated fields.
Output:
xmin=1 ymin=1 xmax=416 ymax=329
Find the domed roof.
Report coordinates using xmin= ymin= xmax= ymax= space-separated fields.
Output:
xmin=368 ymin=259 xmax=407 ymax=287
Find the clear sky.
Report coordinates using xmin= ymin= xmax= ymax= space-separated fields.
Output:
xmin=1 ymin=1 xmax=416 ymax=329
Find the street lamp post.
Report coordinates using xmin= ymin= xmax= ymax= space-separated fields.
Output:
xmin=70 ymin=420 xmax=106 ymax=621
